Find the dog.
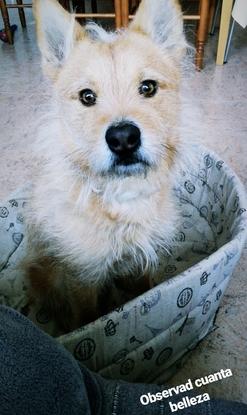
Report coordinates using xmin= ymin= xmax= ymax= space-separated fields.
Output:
xmin=25 ymin=0 xmax=186 ymax=333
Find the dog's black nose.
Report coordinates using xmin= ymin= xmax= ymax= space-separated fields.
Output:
xmin=105 ymin=123 xmax=141 ymax=156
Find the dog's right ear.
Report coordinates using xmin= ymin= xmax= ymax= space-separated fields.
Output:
xmin=33 ymin=0 xmax=84 ymax=79
xmin=130 ymin=0 xmax=186 ymax=59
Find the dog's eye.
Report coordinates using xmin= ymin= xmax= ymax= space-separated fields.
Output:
xmin=139 ymin=80 xmax=158 ymax=98
xmin=79 ymin=89 xmax=97 ymax=106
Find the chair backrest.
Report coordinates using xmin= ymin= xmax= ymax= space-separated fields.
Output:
xmin=67 ymin=0 xmax=123 ymax=28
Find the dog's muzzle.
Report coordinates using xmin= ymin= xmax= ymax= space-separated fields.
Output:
xmin=104 ymin=122 xmax=151 ymax=176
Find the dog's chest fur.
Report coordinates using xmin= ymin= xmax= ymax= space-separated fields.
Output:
xmin=30 ymin=157 xmax=177 ymax=284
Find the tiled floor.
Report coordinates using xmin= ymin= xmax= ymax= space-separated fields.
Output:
xmin=1 ymin=3 xmax=247 ymax=403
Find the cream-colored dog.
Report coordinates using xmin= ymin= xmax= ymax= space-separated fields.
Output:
xmin=26 ymin=0 xmax=186 ymax=332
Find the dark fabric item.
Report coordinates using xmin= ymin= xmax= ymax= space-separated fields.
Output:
xmin=0 ymin=305 xmax=90 ymax=415
xmin=210 ymin=399 xmax=247 ymax=415
xmin=0 ymin=305 xmax=247 ymax=415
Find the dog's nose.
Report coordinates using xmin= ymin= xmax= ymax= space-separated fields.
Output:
xmin=105 ymin=123 xmax=141 ymax=156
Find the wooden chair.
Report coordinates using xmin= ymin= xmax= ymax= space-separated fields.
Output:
xmin=70 ymin=0 xmax=214 ymax=69
xmin=1 ymin=0 xmax=211 ymax=69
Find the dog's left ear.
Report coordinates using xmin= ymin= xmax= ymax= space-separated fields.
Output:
xmin=130 ymin=0 xmax=186 ymax=58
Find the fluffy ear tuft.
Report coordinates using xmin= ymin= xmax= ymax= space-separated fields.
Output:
xmin=130 ymin=0 xmax=186 ymax=58
xmin=33 ymin=0 xmax=84 ymax=79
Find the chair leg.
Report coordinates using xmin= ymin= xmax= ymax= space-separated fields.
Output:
xmin=195 ymin=0 xmax=211 ymax=70
xmin=114 ymin=0 xmax=122 ymax=28
xmin=0 ymin=0 xmax=13 ymax=44
xmin=91 ymin=0 xmax=97 ymax=13
xmin=16 ymin=0 xmax=26 ymax=28
xmin=210 ymin=0 xmax=221 ymax=35
xmin=130 ymin=0 xmax=139 ymax=14
xmin=121 ymin=0 xmax=129 ymax=27
xmin=208 ymin=0 xmax=216 ymax=32
xmin=72 ymin=0 xmax=85 ymax=13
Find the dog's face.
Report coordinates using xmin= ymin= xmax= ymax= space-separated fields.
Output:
xmin=34 ymin=0 xmax=185 ymax=178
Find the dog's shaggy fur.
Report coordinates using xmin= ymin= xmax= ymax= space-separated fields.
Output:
xmin=26 ymin=0 xmax=187 ymax=332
